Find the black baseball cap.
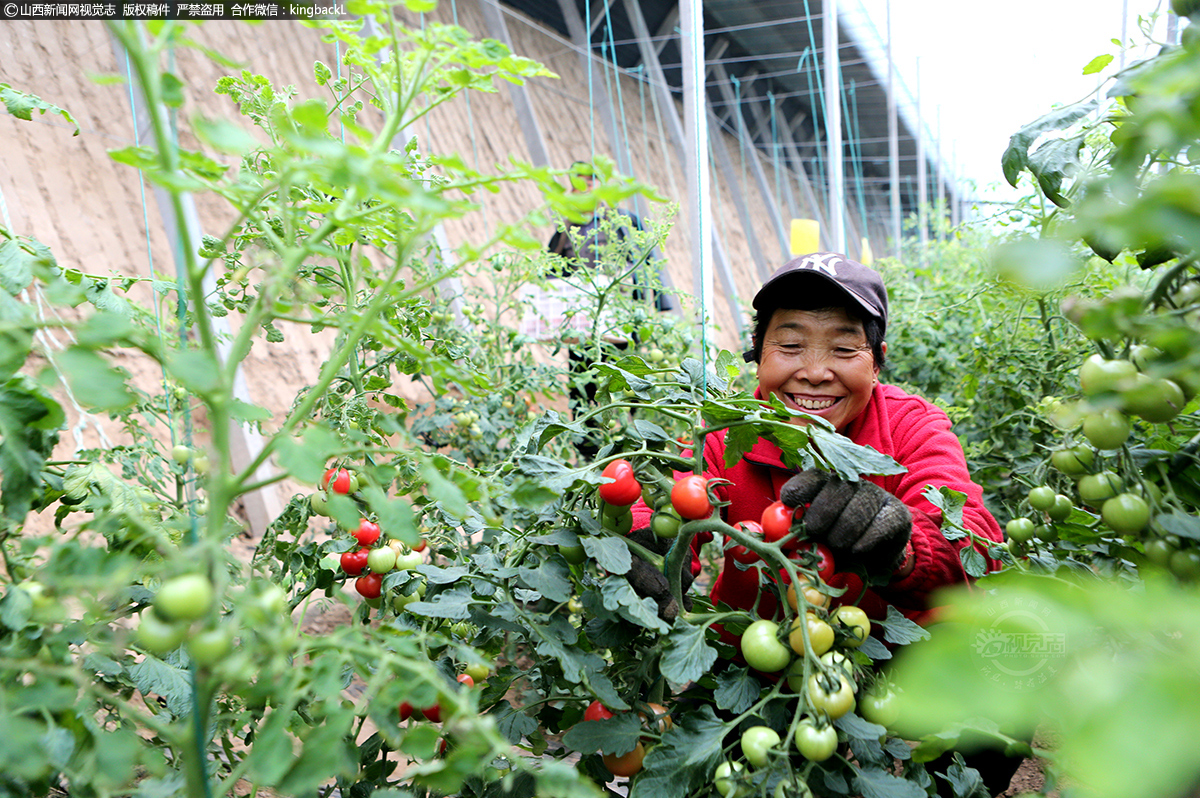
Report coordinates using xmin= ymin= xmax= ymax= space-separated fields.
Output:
xmin=752 ymin=252 xmax=889 ymax=334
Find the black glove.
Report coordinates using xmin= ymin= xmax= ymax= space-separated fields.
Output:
xmin=626 ymin=527 xmax=695 ymax=622
xmin=780 ymin=470 xmax=912 ymax=576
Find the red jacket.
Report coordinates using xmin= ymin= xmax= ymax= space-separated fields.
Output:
xmin=634 ymin=383 xmax=1003 ymax=625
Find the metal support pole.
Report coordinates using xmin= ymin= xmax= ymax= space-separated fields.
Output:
xmin=823 ymin=0 xmax=845 ymax=253
xmin=886 ymin=0 xmax=901 ymax=258
xmin=915 ymin=58 xmax=928 ymax=258
xmin=681 ymin=0 xmax=712 ymax=334
xmin=477 ymin=0 xmax=550 ymax=166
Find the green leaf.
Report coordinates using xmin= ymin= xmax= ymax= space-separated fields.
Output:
xmin=835 ymin=712 xmax=887 ymax=740
xmin=659 ymin=622 xmax=717 ymax=684
xmin=808 ymin=423 xmax=905 ymax=478
xmin=923 ymin=485 xmax=968 ymax=539
xmin=1001 ymin=98 xmax=1096 ymax=187
xmin=491 ymin=700 xmax=538 ymax=744
xmin=561 ymin=713 xmax=641 ymax=755
xmin=229 ymin=397 xmax=272 ymax=422
xmin=1082 ymin=53 xmax=1114 ymax=75
xmin=853 ymin=766 xmax=927 ymax=798
xmin=582 ymin=536 xmax=632 ymax=574
xmin=630 ymin=707 xmax=727 ymax=798
xmin=0 ymin=239 xmax=34 ymax=294
xmin=713 ymin=666 xmax=760 ymax=714
xmin=631 ymin=419 xmax=671 ymax=443
xmin=875 ymin=604 xmax=932 ymax=646
xmin=723 ymin=423 xmax=761 ymax=468
xmin=1155 ymin=511 xmax=1200 ymax=540
xmin=313 ymin=60 xmax=332 ymax=86
xmin=0 ymin=82 xmax=79 ymax=134
xmin=161 ymin=72 xmax=184 ymax=107
xmin=274 ymin=427 xmax=339 ymax=485
xmin=192 ymin=115 xmax=259 ymax=155
xmin=406 ymin=587 xmax=472 ymax=620
xmin=54 ymin=347 xmax=135 ymax=411
xmin=518 ymin=560 xmax=572 ymax=602
xmin=127 ymin=655 xmax=192 ymax=717
xmin=164 ymin=347 xmax=221 ymax=395
xmin=1028 ymin=135 xmax=1085 ymax=208
xmin=599 ymin=577 xmax=669 ymax=634
xmin=961 ymin=546 xmax=988 ymax=578
xmin=0 ymin=586 xmax=33 ymax=630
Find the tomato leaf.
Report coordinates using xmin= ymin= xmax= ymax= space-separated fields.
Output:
xmin=960 ymin=546 xmax=988 ymax=578
xmin=659 ymin=622 xmax=717 ymax=685
xmin=874 ymin=605 xmax=932 ymax=645
xmin=127 ymin=656 xmax=192 ymax=717
xmin=923 ymin=485 xmax=968 ymax=541
xmin=836 ymin=712 xmax=887 ymax=740
xmin=631 ymin=708 xmax=727 ymax=798
xmin=1001 ymin=98 xmax=1095 ymax=187
xmin=853 ymin=766 xmax=928 ymax=798
xmin=406 ymin=587 xmax=472 ymax=620
xmin=491 ymin=699 xmax=539 ymax=744
xmin=713 ymin=666 xmax=760 ymax=714
xmin=631 ymin=418 xmax=672 ymax=443
xmin=723 ymin=423 xmax=762 ymax=469
xmin=1082 ymin=53 xmax=1114 ymax=75
xmin=808 ymin=423 xmax=905 ymax=479
xmin=857 ymin=635 xmax=892 ymax=660
xmin=54 ymin=347 xmax=136 ymax=411
xmin=583 ymin=536 xmax=632 ymax=574
xmin=1155 ymin=511 xmax=1200 ymax=540
xmin=562 ymin=713 xmax=641 ymax=755
xmin=517 ymin=560 xmax=572 ymax=602
xmin=599 ymin=577 xmax=669 ymax=633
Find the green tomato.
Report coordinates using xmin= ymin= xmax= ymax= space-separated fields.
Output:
xmin=740 ymin=725 xmax=782 ymax=768
xmin=858 ymin=686 xmax=901 ymax=728
xmin=309 ymin=491 xmax=330 ymax=516
xmin=1050 ymin=445 xmax=1095 ymax=476
xmin=1046 ymin=494 xmax=1073 ymax=522
xmin=1027 ymin=486 xmax=1056 ymax=511
xmin=1123 ymin=376 xmax=1185 ymax=423
xmin=137 ymin=609 xmax=186 ymax=655
xmin=171 ymin=445 xmax=192 ymax=464
xmin=1101 ymin=493 xmax=1151 ymax=534
xmin=1005 ymin=518 xmax=1035 ymax=544
xmin=651 ymin=508 xmax=683 ymax=539
xmin=1079 ymin=355 xmax=1137 ymax=396
xmin=831 ymin=605 xmax=871 ymax=648
xmin=367 ymin=546 xmax=398 ymax=574
xmin=774 ymin=780 xmax=813 ymax=798
xmin=807 ymin=671 xmax=855 ymax=719
xmin=1144 ymin=538 xmax=1175 ymax=568
xmin=464 ymin=662 xmax=490 ymax=681
xmin=155 ymin=574 xmax=215 ymax=623
xmin=1170 ymin=549 xmax=1200 ymax=580
xmin=1078 ymin=471 xmax=1124 ymax=505
xmin=187 ymin=625 xmax=233 ymax=666
xmin=740 ymin=620 xmax=792 ymax=673
xmin=793 ymin=719 xmax=838 ymax=761
xmin=1082 ymin=408 xmax=1131 ymax=451
xmin=558 ymin=543 xmax=587 ymax=564
xmin=395 ymin=550 xmax=423 ymax=571
xmin=714 ymin=761 xmax=749 ymax=798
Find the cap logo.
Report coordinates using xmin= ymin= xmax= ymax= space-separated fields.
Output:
xmin=796 ymin=253 xmax=842 ymax=276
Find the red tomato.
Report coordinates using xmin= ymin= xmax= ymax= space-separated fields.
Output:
xmin=354 ymin=519 xmax=381 ymax=547
xmin=398 ymin=701 xmax=414 ymax=721
xmin=355 ymin=572 xmax=383 ymax=599
xmin=729 ymin=520 xmax=763 ymax=564
xmin=599 ymin=459 xmax=642 ymax=506
xmin=413 ymin=538 xmax=427 ymax=552
xmin=672 ymin=474 xmax=713 ymax=520
xmin=323 ymin=467 xmax=354 ymax=495
xmin=421 ymin=703 xmax=442 ymax=723
xmin=794 ymin=542 xmax=836 ymax=582
xmin=340 ymin=548 xmax=370 ymax=576
xmin=761 ymin=501 xmax=800 ymax=548
xmin=584 ymin=700 xmax=614 ymax=722
xmin=456 ymin=673 xmax=475 ymax=688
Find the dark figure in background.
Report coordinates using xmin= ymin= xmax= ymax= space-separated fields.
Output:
xmin=546 ymin=163 xmax=672 ymax=457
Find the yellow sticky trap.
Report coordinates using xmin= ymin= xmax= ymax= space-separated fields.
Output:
xmin=790 ymin=219 xmax=819 ymax=256
xmin=860 ymin=237 xmax=874 ymax=266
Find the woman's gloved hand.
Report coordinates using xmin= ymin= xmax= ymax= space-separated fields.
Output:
xmin=780 ymin=470 xmax=912 ymax=576
xmin=625 ymin=527 xmax=694 ymax=622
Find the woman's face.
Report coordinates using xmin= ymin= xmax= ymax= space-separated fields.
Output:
xmin=756 ymin=306 xmax=884 ymax=431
